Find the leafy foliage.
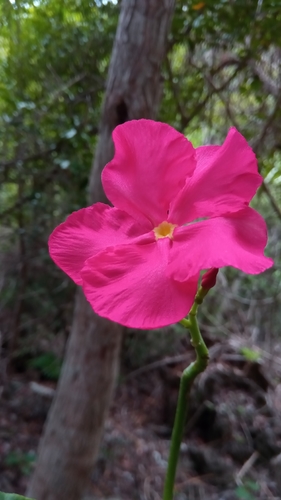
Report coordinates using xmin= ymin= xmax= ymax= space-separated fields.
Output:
xmin=4 ymin=451 xmax=36 ymax=476
xmin=0 ymin=0 xmax=281 ymax=367
xmin=235 ymin=479 xmax=260 ymax=500
xmin=28 ymin=352 xmax=62 ymax=380
xmin=0 ymin=0 xmax=119 ymax=361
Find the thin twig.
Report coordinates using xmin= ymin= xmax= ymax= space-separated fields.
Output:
xmin=252 ymin=91 xmax=281 ymax=153
xmin=236 ymin=451 xmax=259 ymax=485
xmin=126 ymin=353 xmax=192 ymax=380
xmin=261 ymin=181 xmax=281 ymax=222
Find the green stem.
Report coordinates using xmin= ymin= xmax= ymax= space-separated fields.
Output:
xmin=163 ymin=313 xmax=209 ymax=500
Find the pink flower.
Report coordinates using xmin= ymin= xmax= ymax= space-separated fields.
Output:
xmin=49 ymin=120 xmax=273 ymax=329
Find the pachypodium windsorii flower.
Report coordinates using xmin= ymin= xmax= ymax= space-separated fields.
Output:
xmin=49 ymin=119 xmax=273 ymax=329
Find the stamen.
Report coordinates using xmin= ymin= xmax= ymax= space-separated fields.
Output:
xmin=154 ymin=221 xmax=177 ymax=240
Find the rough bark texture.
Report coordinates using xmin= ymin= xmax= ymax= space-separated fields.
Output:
xmin=27 ymin=1 xmax=175 ymax=499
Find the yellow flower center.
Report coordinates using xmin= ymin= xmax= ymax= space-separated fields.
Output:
xmin=153 ymin=221 xmax=178 ymax=240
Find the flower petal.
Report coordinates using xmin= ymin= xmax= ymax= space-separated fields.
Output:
xmin=49 ymin=203 xmax=152 ymax=285
xmin=169 ymin=128 xmax=263 ymax=224
xmin=169 ymin=208 xmax=273 ymax=281
xmin=102 ymin=119 xmax=196 ymax=226
xmin=81 ymin=239 xmax=199 ymax=329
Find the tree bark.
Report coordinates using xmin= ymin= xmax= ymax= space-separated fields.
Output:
xmin=27 ymin=1 xmax=175 ymax=499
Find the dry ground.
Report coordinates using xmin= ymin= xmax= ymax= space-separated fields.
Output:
xmin=1 ymin=334 xmax=281 ymax=500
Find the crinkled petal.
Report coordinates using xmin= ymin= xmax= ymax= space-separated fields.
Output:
xmin=102 ymin=119 xmax=196 ymax=226
xmin=49 ymin=203 xmax=152 ymax=285
xmin=169 ymin=208 xmax=273 ymax=281
xmin=81 ymin=238 xmax=200 ymax=329
xmin=169 ymin=128 xmax=263 ymax=224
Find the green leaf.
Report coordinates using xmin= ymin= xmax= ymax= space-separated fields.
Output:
xmin=240 ymin=347 xmax=261 ymax=363
xmin=243 ymin=479 xmax=260 ymax=492
xmin=0 ymin=493 xmax=35 ymax=500
xmin=235 ymin=480 xmax=260 ymax=499
xmin=235 ymin=486 xmax=254 ymax=500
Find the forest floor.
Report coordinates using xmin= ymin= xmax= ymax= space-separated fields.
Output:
xmin=1 ymin=332 xmax=281 ymax=500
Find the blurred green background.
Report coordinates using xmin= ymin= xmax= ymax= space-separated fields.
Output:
xmin=1 ymin=0 xmax=280 ymax=369
xmin=1 ymin=1 xmax=281 ymax=498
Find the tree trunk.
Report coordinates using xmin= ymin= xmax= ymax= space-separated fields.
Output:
xmin=27 ymin=1 xmax=175 ymax=499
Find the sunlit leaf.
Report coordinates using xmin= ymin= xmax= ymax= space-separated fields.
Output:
xmin=240 ymin=347 xmax=261 ymax=363
xmin=192 ymin=2 xmax=205 ymax=10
